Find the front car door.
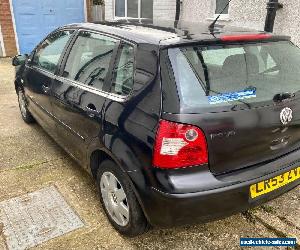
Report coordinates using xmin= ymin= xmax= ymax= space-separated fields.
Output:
xmin=23 ymin=30 xmax=74 ymax=137
xmin=51 ymin=30 xmax=120 ymax=165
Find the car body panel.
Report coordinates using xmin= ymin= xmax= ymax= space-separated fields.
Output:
xmin=62 ymin=20 xmax=290 ymax=47
xmin=14 ymin=20 xmax=300 ymax=228
xmin=51 ymin=77 xmax=107 ymax=165
xmin=102 ymin=43 xmax=161 ymax=183
xmin=24 ymin=66 xmax=56 ymax=137
xmin=161 ymin=101 xmax=300 ymax=175
xmin=142 ymin=162 xmax=300 ymax=227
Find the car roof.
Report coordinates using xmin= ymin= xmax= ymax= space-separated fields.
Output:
xmin=62 ymin=19 xmax=275 ymax=46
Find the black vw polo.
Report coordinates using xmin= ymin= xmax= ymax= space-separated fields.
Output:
xmin=13 ymin=19 xmax=300 ymax=236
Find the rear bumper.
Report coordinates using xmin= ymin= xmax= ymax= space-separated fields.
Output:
xmin=139 ymin=163 xmax=300 ymax=228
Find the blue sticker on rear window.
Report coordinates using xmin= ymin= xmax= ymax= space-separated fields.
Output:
xmin=208 ymin=89 xmax=256 ymax=104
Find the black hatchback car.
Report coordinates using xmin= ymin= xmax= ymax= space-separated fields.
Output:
xmin=13 ymin=20 xmax=300 ymax=236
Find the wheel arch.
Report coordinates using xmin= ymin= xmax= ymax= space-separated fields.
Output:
xmin=88 ymin=146 xmax=152 ymax=225
xmin=89 ymin=149 xmax=115 ymax=179
xmin=14 ymin=78 xmax=22 ymax=93
xmin=14 ymin=72 xmax=26 ymax=94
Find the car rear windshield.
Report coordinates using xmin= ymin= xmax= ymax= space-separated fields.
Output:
xmin=167 ymin=41 xmax=300 ymax=111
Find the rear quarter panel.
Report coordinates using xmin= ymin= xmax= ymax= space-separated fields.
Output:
xmin=89 ymin=44 xmax=162 ymax=189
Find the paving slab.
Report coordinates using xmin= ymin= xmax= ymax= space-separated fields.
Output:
xmin=262 ymin=187 xmax=300 ymax=230
xmin=0 ymin=58 xmax=66 ymax=170
xmin=0 ymin=186 xmax=84 ymax=250
xmin=0 ymin=58 xmax=299 ymax=249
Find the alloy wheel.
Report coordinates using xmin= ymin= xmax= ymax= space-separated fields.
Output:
xmin=100 ymin=171 xmax=130 ymax=226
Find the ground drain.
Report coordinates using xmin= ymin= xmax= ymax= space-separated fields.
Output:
xmin=0 ymin=186 xmax=84 ymax=250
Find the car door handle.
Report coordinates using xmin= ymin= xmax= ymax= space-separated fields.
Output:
xmin=85 ymin=104 xmax=100 ymax=118
xmin=42 ymin=84 xmax=51 ymax=94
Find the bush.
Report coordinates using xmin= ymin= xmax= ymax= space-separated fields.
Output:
xmin=93 ymin=0 xmax=104 ymax=5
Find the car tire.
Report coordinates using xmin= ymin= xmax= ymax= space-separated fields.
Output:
xmin=17 ymin=87 xmax=35 ymax=124
xmin=96 ymin=160 xmax=149 ymax=237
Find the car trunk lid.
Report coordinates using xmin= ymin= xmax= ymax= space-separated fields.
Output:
xmin=164 ymin=38 xmax=300 ymax=174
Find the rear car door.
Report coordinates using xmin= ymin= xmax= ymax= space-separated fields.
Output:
xmin=51 ymin=30 xmax=120 ymax=164
xmin=23 ymin=30 xmax=74 ymax=136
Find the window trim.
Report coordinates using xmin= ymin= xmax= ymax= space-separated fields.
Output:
xmin=62 ymin=29 xmax=120 ymax=93
xmin=114 ymin=0 xmax=152 ymax=19
xmin=56 ymin=75 xmax=128 ymax=103
xmin=213 ymin=13 xmax=229 ymax=19
xmin=109 ymin=41 xmax=136 ymax=96
xmin=211 ymin=0 xmax=230 ymax=20
xmin=57 ymin=28 xmax=138 ymax=101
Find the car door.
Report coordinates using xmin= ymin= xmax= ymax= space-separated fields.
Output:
xmin=23 ymin=29 xmax=74 ymax=137
xmin=51 ymin=30 xmax=120 ymax=164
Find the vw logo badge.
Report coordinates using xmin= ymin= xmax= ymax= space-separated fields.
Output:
xmin=280 ymin=107 xmax=293 ymax=125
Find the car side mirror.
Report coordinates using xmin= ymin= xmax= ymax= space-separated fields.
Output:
xmin=12 ymin=54 xmax=28 ymax=66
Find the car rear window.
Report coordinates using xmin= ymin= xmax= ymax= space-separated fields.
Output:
xmin=167 ymin=41 xmax=300 ymax=110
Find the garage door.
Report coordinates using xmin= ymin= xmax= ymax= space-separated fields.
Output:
xmin=12 ymin=0 xmax=85 ymax=54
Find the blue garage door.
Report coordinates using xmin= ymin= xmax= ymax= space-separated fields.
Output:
xmin=13 ymin=0 xmax=85 ymax=54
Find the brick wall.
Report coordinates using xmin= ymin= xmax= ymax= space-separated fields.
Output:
xmin=0 ymin=0 xmax=18 ymax=57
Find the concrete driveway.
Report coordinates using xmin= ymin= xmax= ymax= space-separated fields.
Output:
xmin=0 ymin=58 xmax=299 ymax=249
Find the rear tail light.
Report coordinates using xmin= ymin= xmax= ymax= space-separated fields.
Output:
xmin=220 ymin=34 xmax=272 ymax=42
xmin=153 ymin=120 xmax=208 ymax=169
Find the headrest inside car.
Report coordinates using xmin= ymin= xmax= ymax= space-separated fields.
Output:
xmin=222 ymin=54 xmax=259 ymax=77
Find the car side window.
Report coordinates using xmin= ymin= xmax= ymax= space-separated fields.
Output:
xmin=111 ymin=43 xmax=135 ymax=96
xmin=32 ymin=30 xmax=73 ymax=73
xmin=63 ymin=31 xmax=117 ymax=91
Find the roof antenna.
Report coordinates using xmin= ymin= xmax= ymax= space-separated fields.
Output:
xmin=209 ymin=0 xmax=233 ymax=32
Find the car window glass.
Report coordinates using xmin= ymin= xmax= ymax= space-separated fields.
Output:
xmin=258 ymin=46 xmax=278 ymax=75
xmin=111 ymin=43 xmax=134 ymax=96
xmin=216 ymin=0 xmax=229 ymax=14
xmin=202 ymin=47 xmax=244 ymax=66
xmin=168 ymin=41 xmax=300 ymax=109
xmin=32 ymin=30 xmax=73 ymax=73
xmin=128 ymin=0 xmax=138 ymax=18
xmin=63 ymin=31 xmax=117 ymax=91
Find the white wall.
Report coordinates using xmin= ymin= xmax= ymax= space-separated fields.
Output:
xmin=0 ymin=25 xmax=4 ymax=57
xmin=153 ymin=0 xmax=176 ymax=20
xmin=271 ymin=0 xmax=300 ymax=46
xmin=105 ymin=0 xmax=114 ymax=20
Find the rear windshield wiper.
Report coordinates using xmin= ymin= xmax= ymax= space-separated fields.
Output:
xmin=273 ymin=92 xmax=295 ymax=103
